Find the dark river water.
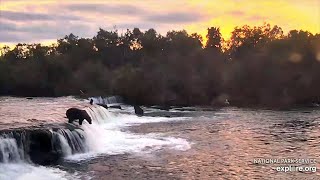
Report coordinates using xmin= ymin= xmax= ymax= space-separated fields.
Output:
xmin=0 ymin=97 xmax=320 ymax=179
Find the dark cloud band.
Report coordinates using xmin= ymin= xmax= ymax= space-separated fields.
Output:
xmin=0 ymin=10 xmax=80 ymax=21
xmin=65 ymin=3 xmax=145 ymax=15
xmin=0 ymin=2 xmax=204 ymax=43
xmin=144 ymin=12 xmax=205 ymax=24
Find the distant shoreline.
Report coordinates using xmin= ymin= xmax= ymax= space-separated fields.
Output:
xmin=1 ymin=95 xmax=319 ymax=110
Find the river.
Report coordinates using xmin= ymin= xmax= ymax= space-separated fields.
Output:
xmin=0 ymin=97 xmax=319 ymax=179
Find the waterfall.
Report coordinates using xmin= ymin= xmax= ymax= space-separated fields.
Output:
xmin=0 ymin=132 xmax=80 ymax=180
xmin=105 ymin=96 xmax=123 ymax=104
xmin=0 ymin=106 xmax=112 ymax=165
xmin=2 ymin=96 xmax=193 ymax=179
xmin=53 ymin=132 xmax=72 ymax=156
xmin=55 ymin=129 xmax=88 ymax=155
xmin=0 ymin=136 xmax=22 ymax=163
xmin=86 ymin=106 xmax=114 ymax=124
xmin=89 ymin=96 xmax=123 ymax=105
xmin=1 ymin=102 xmax=191 ymax=166
xmin=0 ymin=127 xmax=90 ymax=165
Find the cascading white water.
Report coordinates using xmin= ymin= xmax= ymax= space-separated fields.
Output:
xmin=86 ymin=106 xmax=113 ymax=124
xmin=1 ymin=105 xmax=191 ymax=163
xmin=0 ymin=97 xmax=192 ymax=180
xmin=89 ymin=96 xmax=123 ymax=105
xmin=56 ymin=129 xmax=88 ymax=154
xmin=0 ymin=137 xmax=22 ymax=163
xmin=54 ymin=132 xmax=72 ymax=156
xmin=105 ymin=96 xmax=123 ymax=104
xmin=0 ymin=132 xmax=81 ymax=180
xmin=0 ymin=163 xmax=79 ymax=180
xmin=63 ymin=105 xmax=191 ymax=161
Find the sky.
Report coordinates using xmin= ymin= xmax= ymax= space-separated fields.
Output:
xmin=0 ymin=0 xmax=319 ymax=46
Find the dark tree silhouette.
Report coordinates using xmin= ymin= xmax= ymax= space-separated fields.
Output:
xmin=205 ymin=27 xmax=222 ymax=50
xmin=0 ymin=24 xmax=319 ymax=107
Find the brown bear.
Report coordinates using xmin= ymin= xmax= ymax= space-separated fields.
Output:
xmin=66 ymin=108 xmax=92 ymax=125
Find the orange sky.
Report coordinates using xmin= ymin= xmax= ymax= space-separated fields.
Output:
xmin=0 ymin=0 xmax=319 ymax=46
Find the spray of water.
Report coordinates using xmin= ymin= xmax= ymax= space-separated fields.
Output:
xmin=63 ymin=105 xmax=191 ymax=160
xmin=0 ymin=137 xmax=22 ymax=163
xmin=0 ymin=104 xmax=191 ymax=179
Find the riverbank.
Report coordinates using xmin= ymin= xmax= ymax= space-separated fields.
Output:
xmin=2 ymin=94 xmax=320 ymax=111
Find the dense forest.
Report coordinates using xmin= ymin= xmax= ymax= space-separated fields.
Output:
xmin=0 ymin=23 xmax=320 ymax=107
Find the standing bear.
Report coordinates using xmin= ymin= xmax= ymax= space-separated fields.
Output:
xmin=66 ymin=108 xmax=92 ymax=125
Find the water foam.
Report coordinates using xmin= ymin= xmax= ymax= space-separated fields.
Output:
xmin=0 ymin=104 xmax=191 ymax=179
xmin=0 ymin=137 xmax=22 ymax=163
xmin=0 ymin=135 xmax=78 ymax=180
xmin=0 ymin=163 xmax=79 ymax=180
xmin=65 ymin=105 xmax=191 ymax=161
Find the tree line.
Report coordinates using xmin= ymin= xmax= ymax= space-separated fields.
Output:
xmin=0 ymin=23 xmax=320 ymax=107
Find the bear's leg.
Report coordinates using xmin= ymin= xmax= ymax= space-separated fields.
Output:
xmin=79 ymin=119 xmax=83 ymax=125
xmin=68 ymin=118 xmax=73 ymax=123
xmin=86 ymin=118 xmax=92 ymax=124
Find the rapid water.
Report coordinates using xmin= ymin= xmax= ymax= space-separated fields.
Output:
xmin=0 ymin=97 xmax=191 ymax=179
xmin=1 ymin=97 xmax=320 ymax=179
xmin=0 ymin=133 xmax=80 ymax=180
xmin=89 ymin=96 xmax=123 ymax=105
xmin=0 ymin=136 xmax=21 ymax=163
xmin=66 ymin=106 xmax=190 ymax=160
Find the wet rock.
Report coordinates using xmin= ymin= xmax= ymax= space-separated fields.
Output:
xmin=151 ymin=106 xmax=171 ymax=111
xmin=134 ymin=105 xmax=144 ymax=116
xmin=96 ymin=104 xmax=122 ymax=110
xmin=97 ymin=103 xmax=108 ymax=109
xmin=173 ymin=107 xmax=197 ymax=111
xmin=0 ymin=128 xmax=62 ymax=165
xmin=144 ymin=111 xmax=184 ymax=118
xmin=29 ymin=130 xmax=62 ymax=165
xmin=109 ymin=105 xmax=122 ymax=110
xmin=184 ymin=128 xmax=197 ymax=131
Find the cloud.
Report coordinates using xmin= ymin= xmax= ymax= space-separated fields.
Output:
xmin=0 ymin=0 xmax=318 ymax=44
xmin=0 ymin=10 xmax=80 ymax=21
xmin=0 ymin=21 xmax=18 ymax=32
xmin=144 ymin=12 xmax=205 ymax=24
xmin=65 ymin=3 xmax=145 ymax=16
xmin=0 ymin=32 xmax=27 ymax=43
xmin=0 ymin=20 xmax=93 ymax=43
xmin=226 ymin=11 xmax=266 ymax=22
xmin=247 ymin=15 xmax=266 ymax=21
xmin=115 ymin=23 xmax=157 ymax=30
xmin=228 ymin=11 xmax=246 ymax=17
xmin=0 ymin=2 xmax=204 ymax=43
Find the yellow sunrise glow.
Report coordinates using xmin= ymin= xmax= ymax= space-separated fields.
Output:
xmin=0 ymin=0 xmax=319 ymax=45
